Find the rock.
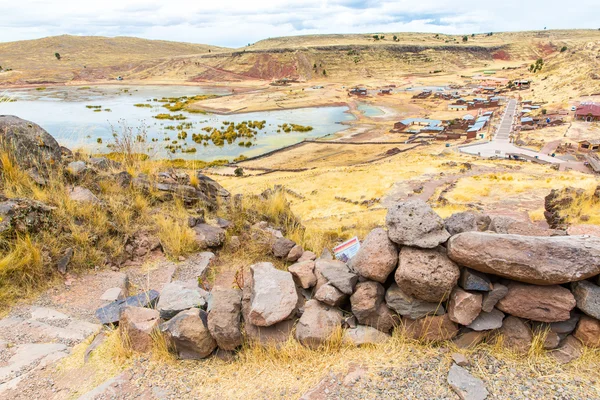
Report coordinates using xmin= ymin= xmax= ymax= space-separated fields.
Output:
xmin=571 ymin=280 xmax=600 ymax=319
xmin=541 ymin=329 xmax=561 ymax=350
xmin=157 ymin=281 xmax=207 ymax=320
xmin=499 ymin=316 xmax=532 ymax=353
xmin=488 ymin=216 xmax=517 ymax=234
xmin=316 ymin=260 xmax=358 ymax=295
xmin=298 ymin=251 xmax=317 ymax=262
xmin=0 ymin=115 xmax=62 ymax=170
xmin=67 ymin=161 xmax=88 ymax=177
xmin=195 ymin=173 xmax=231 ymax=206
xmin=88 ymin=157 xmax=114 ymax=170
xmin=287 ymin=245 xmax=304 ymax=262
xmin=453 ymin=331 xmax=488 ymax=349
xmin=481 ymin=284 xmax=508 ymax=313
xmin=215 ymin=217 xmax=232 ymax=229
xmin=244 ymin=319 xmax=295 ymax=347
xmin=228 ymin=235 xmax=241 ymax=251
xmin=459 ymin=269 xmax=492 ymax=292
xmin=447 ymin=364 xmax=489 ymax=400
xmin=445 ymin=212 xmax=491 ymax=235
xmin=385 ymin=283 xmax=445 ymax=320
xmin=319 ymin=248 xmax=334 ymax=261
xmin=447 ymin=232 xmax=600 ymax=285
xmin=295 ymin=300 xmax=343 ymax=349
xmin=573 ymin=315 xmax=600 ymax=347
xmin=0 ymin=197 xmax=53 ymax=235
xmin=567 ymin=224 xmax=600 ymax=237
xmin=550 ymin=312 xmax=580 ymax=335
xmin=160 ymin=308 xmax=217 ymax=359
xmin=56 ymin=247 xmax=74 ymax=274
xmin=361 ymin=303 xmax=400 ymax=333
xmin=100 ymin=287 xmax=126 ymax=302
xmin=350 ymin=281 xmax=384 ymax=322
xmin=119 ymin=306 xmax=160 ymax=353
xmin=68 ymin=186 xmax=100 ymax=204
xmin=272 ymin=237 xmax=296 ymax=258
xmin=288 ymin=261 xmax=317 ymax=289
xmin=342 ymin=315 xmax=357 ymax=329
xmin=248 ymin=262 xmax=297 ymax=327
xmin=448 ymin=288 xmax=483 ymax=326
xmin=452 ymin=353 xmax=470 ymax=367
xmin=496 ymin=282 xmax=575 ymax=322
xmin=95 ymin=290 xmax=159 ymax=325
xmin=343 ymin=325 xmax=390 ymax=346
xmin=386 ymin=199 xmax=450 ymax=248
xmin=549 ymin=335 xmax=583 ymax=364
xmin=544 ymin=187 xmax=591 ymax=229
xmin=207 ymin=288 xmax=242 ymax=351
xmin=467 ymin=309 xmax=505 ymax=331
xmin=348 ymin=228 xmax=398 ymax=283
xmin=395 ymin=246 xmax=460 ymax=303
xmin=113 ymin=171 xmax=132 ymax=188
xmin=314 ymin=283 xmax=346 ymax=307
xmin=403 ymin=314 xmax=459 ymax=342
xmin=193 ymin=224 xmax=225 ymax=248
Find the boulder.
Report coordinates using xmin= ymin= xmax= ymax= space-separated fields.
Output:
xmin=0 ymin=115 xmax=62 ymax=170
xmin=287 ymin=245 xmax=304 ymax=262
xmin=447 ymin=364 xmax=489 ymax=400
xmin=272 ymin=237 xmax=296 ymax=258
xmin=68 ymin=186 xmax=100 ymax=204
xmin=248 ymin=262 xmax=297 ymax=327
xmin=314 ymin=283 xmax=346 ymax=307
xmin=448 ymin=288 xmax=483 ymax=326
xmin=160 ymin=308 xmax=217 ymax=360
xmin=481 ymin=284 xmax=508 ymax=313
xmin=207 ymin=288 xmax=242 ymax=351
xmin=573 ymin=315 xmax=600 ymax=347
xmin=348 ymin=228 xmax=398 ymax=283
xmin=119 ymin=306 xmax=160 ymax=353
xmin=403 ymin=314 xmax=459 ymax=342
xmin=445 ymin=211 xmax=490 ymax=235
xmin=295 ymin=300 xmax=343 ymax=349
xmin=498 ymin=316 xmax=532 ymax=353
xmin=467 ymin=309 xmax=505 ymax=331
xmin=447 ymin=232 xmax=600 ymax=285
xmin=350 ymin=281 xmax=384 ymax=322
xmin=157 ymin=281 xmax=208 ymax=320
xmin=496 ymin=282 xmax=575 ymax=322
xmin=395 ymin=246 xmax=460 ymax=303
xmin=385 ymin=283 xmax=445 ymax=320
xmin=571 ymin=280 xmax=600 ymax=319
xmin=95 ymin=290 xmax=159 ymax=325
xmin=343 ymin=325 xmax=390 ymax=346
xmin=288 ymin=261 xmax=317 ymax=289
xmin=459 ymin=269 xmax=492 ymax=292
xmin=195 ymin=173 xmax=231 ymax=205
xmin=385 ymin=199 xmax=450 ymax=248
xmin=549 ymin=335 xmax=583 ymax=364
xmin=193 ymin=224 xmax=225 ymax=248
xmin=316 ymin=260 xmax=358 ymax=295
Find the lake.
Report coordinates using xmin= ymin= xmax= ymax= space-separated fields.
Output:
xmin=0 ymin=85 xmax=355 ymax=161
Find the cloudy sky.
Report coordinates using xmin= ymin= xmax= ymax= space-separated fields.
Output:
xmin=1 ymin=0 xmax=598 ymax=47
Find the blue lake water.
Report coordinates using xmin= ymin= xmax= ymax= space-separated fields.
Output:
xmin=357 ymin=102 xmax=384 ymax=117
xmin=0 ymin=86 xmax=354 ymax=161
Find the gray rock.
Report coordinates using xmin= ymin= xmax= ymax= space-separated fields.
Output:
xmin=488 ymin=216 xmax=516 ymax=234
xmin=349 ymin=228 xmax=398 ymax=283
xmin=157 ymin=281 xmax=208 ymax=320
xmin=343 ymin=325 xmax=390 ymax=346
xmin=207 ymin=288 xmax=242 ymax=351
xmin=272 ymin=237 xmax=296 ymax=258
xmin=248 ymin=262 xmax=298 ymax=327
xmin=94 ymin=290 xmax=159 ymax=325
xmin=452 ymin=353 xmax=470 ymax=367
xmin=459 ymin=269 xmax=492 ymax=292
xmin=550 ymin=312 xmax=580 ymax=335
xmin=56 ymin=247 xmax=73 ymax=274
xmin=68 ymin=186 xmax=100 ymax=204
xmin=215 ymin=217 xmax=232 ymax=229
xmin=467 ymin=309 xmax=505 ymax=331
xmin=385 ymin=199 xmax=450 ymax=248
xmin=160 ymin=308 xmax=217 ymax=360
xmin=113 ymin=171 xmax=132 ymax=188
xmin=385 ymin=283 xmax=445 ymax=320
xmin=314 ymin=283 xmax=346 ymax=307
xmin=295 ymin=300 xmax=343 ymax=349
xmin=67 ymin=161 xmax=88 ymax=177
xmin=88 ymin=157 xmax=114 ymax=170
xmin=193 ymin=224 xmax=225 ymax=248
xmin=288 ymin=261 xmax=317 ymax=289
xmin=195 ymin=173 xmax=231 ymax=205
xmin=445 ymin=212 xmax=491 ymax=235
xmin=316 ymin=260 xmax=358 ymax=295
xmin=0 ymin=197 xmax=53 ymax=235
xmin=298 ymin=251 xmax=317 ymax=262
xmin=448 ymin=288 xmax=483 ymax=326
xmin=447 ymin=364 xmax=489 ymax=400
xmin=100 ymin=287 xmax=126 ymax=302
xmin=571 ymin=280 xmax=600 ymax=319
xmin=481 ymin=284 xmax=508 ymax=313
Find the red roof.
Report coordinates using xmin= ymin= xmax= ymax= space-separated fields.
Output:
xmin=576 ymin=103 xmax=600 ymax=117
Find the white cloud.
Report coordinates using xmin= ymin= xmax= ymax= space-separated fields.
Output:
xmin=0 ymin=0 xmax=598 ymax=47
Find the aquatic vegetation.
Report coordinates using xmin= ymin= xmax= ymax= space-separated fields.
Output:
xmin=153 ymin=113 xmax=187 ymax=120
xmin=134 ymin=103 xmax=153 ymax=108
xmin=86 ymin=105 xmax=102 ymax=109
xmin=159 ymin=94 xmax=217 ymax=114
xmin=279 ymin=123 xmax=313 ymax=132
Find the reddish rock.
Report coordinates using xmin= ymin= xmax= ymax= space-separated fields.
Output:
xmin=496 ymin=282 xmax=575 ymax=322
xmin=207 ymin=288 xmax=242 ymax=351
xmin=448 ymin=288 xmax=483 ymax=326
xmin=119 ymin=306 xmax=160 ymax=353
xmin=573 ymin=315 xmax=600 ymax=347
xmin=349 ymin=228 xmax=398 ymax=283
xmin=403 ymin=314 xmax=459 ymax=342
xmin=314 ymin=283 xmax=346 ymax=307
xmin=498 ymin=316 xmax=532 ymax=353
xmin=453 ymin=331 xmax=489 ymax=349
xmin=350 ymin=281 xmax=384 ymax=322
xmin=287 ymin=245 xmax=304 ymax=262
xmin=550 ymin=335 xmax=583 ymax=364
xmin=288 ymin=261 xmax=317 ymax=289
xmin=296 ymin=300 xmax=343 ymax=349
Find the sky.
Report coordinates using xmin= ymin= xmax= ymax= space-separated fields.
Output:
xmin=1 ymin=0 xmax=599 ymax=48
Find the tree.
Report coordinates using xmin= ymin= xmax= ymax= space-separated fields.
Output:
xmin=234 ymin=167 xmax=244 ymax=177
xmin=54 ymin=52 xmax=61 ymax=60
xmin=560 ymin=46 xmax=567 ymax=52
xmin=462 ymin=36 xmax=468 ymax=42
xmin=393 ymin=35 xmax=398 ymax=41
xmin=373 ymin=35 xmax=379 ymax=40
xmin=542 ymin=109 xmax=547 ymax=115
xmin=471 ymin=33 xmax=475 ymax=37
xmin=323 ymin=69 xmax=327 ymax=76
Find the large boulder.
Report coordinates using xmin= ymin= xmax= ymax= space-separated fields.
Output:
xmin=448 ymin=288 xmax=482 ymax=326
xmin=288 ymin=261 xmax=317 ymax=289
xmin=571 ymin=280 xmax=600 ymax=319
xmin=248 ymin=262 xmax=297 ymax=327
xmin=498 ymin=316 xmax=532 ymax=353
xmin=496 ymin=282 xmax=575 ymax=322
xmin=385 ymin=199 xmax=450 ymax=248
xmin=315 ymin=260 xmax=358 ymax=295
xmin=348 ymin=228 xmax=398 ymax=283
xmin=385 ymin=283 xmax=445 ymax=320
xmin=395 ymin=246 xmax=460 ymax=303
xmin=0 ymin=115 xmax=62 ymax=170
xmin=193 ymin=224 xmax=225 ymax=248
xmin=447 ymin=232 xmax=600 ymax=285
xmin=343 ymin=325 xmax=390 ymax=346
xmin=160 ymin=308 xmax=217 ymax=359
xmin=573 ymin=315 xmax=600 ymax=347
xmin=295 ymin=300 xmax=343 ymax=349
xmin=157 ymin=281 xmax=208 ymax=320
xmin=207 ymin=288 xmax=243 ymax=351
xmin=403 ymin=314 xmax=459 ymax=342
xmin=119 ymin=306 xmax=160 ymax=353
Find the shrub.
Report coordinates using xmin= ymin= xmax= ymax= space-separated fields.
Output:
xmin=234 ymin=167 xmax=244 ymax=177
xmin=54 ymin=52 xmax=61 ymax=60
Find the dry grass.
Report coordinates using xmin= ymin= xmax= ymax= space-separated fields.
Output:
xmin=154 ymin=200 xmax=199 ymax=258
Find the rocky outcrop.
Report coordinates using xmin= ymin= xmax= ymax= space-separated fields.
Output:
xmin=447 ymin=232 xmax=600 ymax=285
xmin=349 ymin=228 xmax=398 ymax=283
xmin=386 ymin=199 xmax=450 ymax=248
xmin=295 ymin=300 xmax=343 ymax=349
xmin=248 ymin=262 xmax=297 ymax=326
xmin=496 ymin=282 xmax=576 ymax=322
xmin=160 ymin=308 xmax=217 ymax=360
xmin=0 ymin=197 xmax=53 ymax=235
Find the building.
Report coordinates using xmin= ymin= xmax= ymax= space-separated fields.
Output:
xmin=579 ymin=139 xmax=600 ymax=152
xmin=575 ymin=103 xmax=600 ymax=122
xmin=348 ymin=88 xmax=368 ymax=96
xmin=521 ymin=117 xmax=534 ymax=126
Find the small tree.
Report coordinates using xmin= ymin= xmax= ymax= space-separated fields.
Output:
xmin=323 ymin=69 xmax=327 ymax=76
xmin=462 ymin=36 xmax=468 ymax=42
xmin=560 ymin=46 xmax=567 ymax=52
xmin=234 ymin=167 xmax=244 ymax=177
xmin=373 ymin=35 xmax=379 ymax=40
xmin=471 ymin=33 xmax=475 ymax=37
xmin=393 ymin=35 xmax=398 ymax=41
xmin=54 ymin=52 xmax=61 ymax=60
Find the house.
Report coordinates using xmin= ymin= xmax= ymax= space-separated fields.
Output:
xmin=521 ymin=117 xmax=534 ymax=126
xmin=412 ymin=90 xmax=432 ymax=99
xmin=513 ymin=80 xmax=531 ymax=90
xmin=378 ymin=88 xmax=393 ymax=95
xmin=349 ymin=88 xmax=368 ymax=96
xmin=579 ymin=139 xmax=600 ymax=152
xmin=393 ymin=118 xmax=444 ymax=134
xmin=575 ymin=103 xmax=600 ymax=122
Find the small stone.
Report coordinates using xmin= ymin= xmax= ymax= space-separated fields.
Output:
xmin=571 ymin=280 xmax=600 ymax=320
xmin=447 ymin=364 xmax=489 ymax=400
xmin=451 ymin=353 xmax=470 ymax=367
xmin=549 ymin=335 xmax=583 ymax=364
xmin=448 ymin=288 xmax=482 ymax=326
xmin=160 ymin=308 xmax=217 ymax=360
xmin=573 ymin=315 xmax=600 ymax=347
xmin=288 ymin=261 xmax=317 ymax=289
xmin=193 ymin=224 xmax=225 ymax=248
xmin=287 ymin=245 xmax=304 ymax=262
xmin=157 ymin=281 xmax=207 ymax=320
xmin=56 ymin=248 xmax=74 ymax=274
xmin=207 ymin=288 xmax=243 ymax=351
xmin=343 ymin=325 xmax=390 ymax=346
xmin=298 ymin=251 xmax=317 ymax=262
xmin=467 ymin=309 xmax=505 ymax=331
xmin=249 ymin=262 xmax=298 ymax=327
xmin=100 ymin=287 xmax=126 ymax=302
xmin=459 ymin=269 xmax=492 ymax=292
xmin=453 ymin=331 xmax=488 ymax=349
xmin=481 ymin=284 xmax=508 ymax=313
xmin=403 ymin=314 xmax=459 ymax=342
xmin=386 ymin=199 xmax=450 ymax=248
xmin=69 ymin=186 xmax=100 ymax=204
xmin=499 ymin=316 xmax=532 ymax=353
xmin=95 ymin=290 xmax=159 ymax=325
xmin=272 ymin=238 xmax=296 ymax=258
